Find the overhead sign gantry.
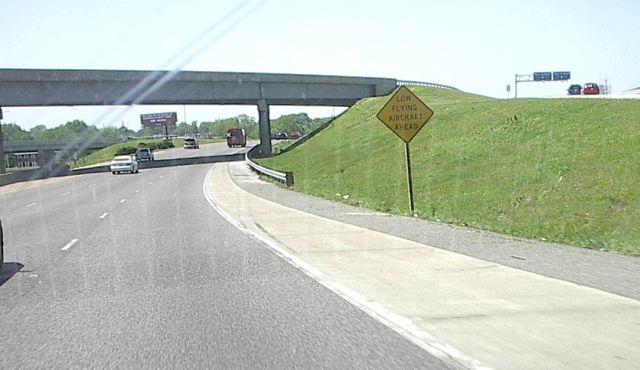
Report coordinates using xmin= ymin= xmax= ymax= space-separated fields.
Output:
xmin=514 ymin=71 xmax=571 ymax=98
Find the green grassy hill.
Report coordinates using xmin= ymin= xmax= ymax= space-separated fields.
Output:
xmin=258 ymin=86 xmax=640 ymax=255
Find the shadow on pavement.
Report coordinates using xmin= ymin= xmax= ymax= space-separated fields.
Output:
xmin=0 ymin=263 xmax=24 ymax=286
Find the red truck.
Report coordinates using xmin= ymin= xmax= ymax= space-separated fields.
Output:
xmin=227 ymin=128 xmax=246 ymax=147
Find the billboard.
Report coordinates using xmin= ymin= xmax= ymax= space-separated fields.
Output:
xmin=140 ymin=112 xmax=177 ymax=127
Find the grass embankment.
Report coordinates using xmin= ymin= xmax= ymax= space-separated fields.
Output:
xmin=258 ymin=87 xmax=640 ymax=256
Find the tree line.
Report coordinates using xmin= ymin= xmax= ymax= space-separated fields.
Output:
xmin=1 ymin=113 xmax=330 ymax=142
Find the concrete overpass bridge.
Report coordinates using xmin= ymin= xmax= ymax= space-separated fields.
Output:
xmin=0 ymin=69 xmax=398 ymax=165
xmin=3 ymin=139 xmax=120 ymax=153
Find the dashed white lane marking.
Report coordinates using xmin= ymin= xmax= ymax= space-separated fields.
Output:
xmin=61 ymin=191 xmax=71 ymax=196
xmin=120 ymin=199 xmax=127 ymax=203
xmin=61 ymin=239 xmax=79 ymax=251
xmin=135 ymin=189 xmax=141 ymax=193
xmin=99 ymin=212 xmax=109 ymax=219
xmin=26 ymin=202 xmax=38 ymax=208
xmin=148 ymin=181 xmax=153 ymax=185
xmin=88 ymin=184 xmax=95 ymax=187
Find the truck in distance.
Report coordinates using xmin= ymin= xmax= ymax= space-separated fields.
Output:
xmin=227 ymin=128 xmax=246 ymax=147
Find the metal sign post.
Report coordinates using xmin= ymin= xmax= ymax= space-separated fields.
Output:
xmin=376 ymin=86 xmax=434 ymax=215
xmin=404 ymin=142 xmax=415 ymax=213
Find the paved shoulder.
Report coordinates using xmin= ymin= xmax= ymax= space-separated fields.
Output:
xmin=205 ymin=162 xmax=640 ymax=370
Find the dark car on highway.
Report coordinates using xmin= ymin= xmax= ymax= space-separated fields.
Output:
xmin=135 ymin=147 xmax=154 ymax=161
xmin=568 ymin=84 xmax=582 ymax=95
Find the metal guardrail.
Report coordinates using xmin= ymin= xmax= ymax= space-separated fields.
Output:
xmin=245 ymin=149 xmax=293 ymax=187
xmin=397 ymin=80 xmax=460 ymax=91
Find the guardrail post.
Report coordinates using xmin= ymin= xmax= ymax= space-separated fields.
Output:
xmin=285 ymin=172 xmax=294 ymax=187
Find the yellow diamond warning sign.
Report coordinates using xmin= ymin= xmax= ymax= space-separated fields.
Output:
xmin=376 ymin=86 xmax=434 ymax=143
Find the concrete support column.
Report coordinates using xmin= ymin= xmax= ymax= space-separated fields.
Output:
xmin=37 ymin=149 xmax=46 ymax=168
xmin=0 ymin=108 xmax=5 ymax=174
xmin=37 ymin=150 xmax=56 ymax=169
xmin=257 ymin=99 xmax=272 ymax=157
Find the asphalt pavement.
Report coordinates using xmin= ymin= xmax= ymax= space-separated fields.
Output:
xmin=0 ymin=164 xmax=454 ymax=369
xmin=153 ymin=140 xmax=257 ymax=160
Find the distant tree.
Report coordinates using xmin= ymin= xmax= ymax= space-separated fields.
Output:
xmin=236 ymin=114 xmax=259 ymax=138
xmin=271 ymin=113 xmax=312 ymax=134
xmin=118 ymin=124 xmax=136 ymax=140
xmin=99 ymin=127 xmax=121 ymax=140
xmin=37 ymin=119 xmax=99 ymax=140
xmin=199 ymin=115 xmax=259 ymax=139
xmin=309 ymin=117 xmax=331 ymax=132
xmin=199 ymin=121 xmax=217 ymax=136
xmin=175 ymin=121 xmax=196 ymax=137
xmin=137 ymin=125 xmax=168 ymax=138
xmin=30 ymin=124 xmax=49 ymax=140
xmin=1 ymin=123 xmax=33 ymax=141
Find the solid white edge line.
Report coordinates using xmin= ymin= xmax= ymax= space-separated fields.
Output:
xmin=99 ymin=212 xmax=109 ymax=219
xmin=61 ymin=239 xmax=79 ymax=251
xmin=202 ymin=164 xmax=489 ymax=370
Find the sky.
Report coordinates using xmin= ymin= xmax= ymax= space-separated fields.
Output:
xmin=1 ymin=0 xmax=639 ymax=131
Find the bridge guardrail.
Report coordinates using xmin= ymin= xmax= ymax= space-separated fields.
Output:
xmin=245 ymin=148 xmax=293 ymax=187
xmin=397 ymin=80 xmax=460 ymax=91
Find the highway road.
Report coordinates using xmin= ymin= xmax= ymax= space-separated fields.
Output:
xmin=0 ymin=164 xmax=452 ymax=368
xmin=153 ymin=140 xmax=259 ymax=160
